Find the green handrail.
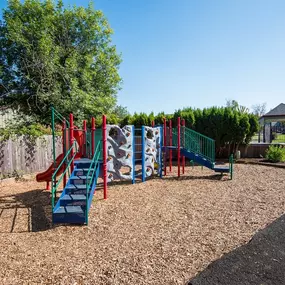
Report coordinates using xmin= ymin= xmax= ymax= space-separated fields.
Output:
xmin=53 ymin=107 xmax=70 ymax=127
xmin=172 ymin=127 xmax=215 ymax=163
xmin=51 ymin=141 xmax=78 ymax=209
xmin=51 ymin=106 xmax=71 ymax=179
xmin=85 ymin=140 xmax=102 ymax=225
xmin=229 ymin=154 xmax=234 ymax=180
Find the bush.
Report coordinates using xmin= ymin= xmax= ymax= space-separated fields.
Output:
xmin=265 ymin=145 xmax=285 ymax=162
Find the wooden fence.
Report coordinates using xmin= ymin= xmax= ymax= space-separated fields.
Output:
xmin=0 ymin=134 xmax=282 ymax=179
xmin=0 ymin=135 xmax=62 ymax=178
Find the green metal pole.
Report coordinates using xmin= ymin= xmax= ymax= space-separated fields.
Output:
xmin=230 ymin=154 xmax=233 ymax=180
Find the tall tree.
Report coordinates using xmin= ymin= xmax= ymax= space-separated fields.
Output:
xmin=226 ymin=99 xmax=249 ymax=113
xmin=0 ymin=0 xmax=122 ymax=124
xmin=252 ymin=103 xmax=267 ymax=117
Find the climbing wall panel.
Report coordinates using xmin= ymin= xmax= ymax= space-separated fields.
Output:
xmin=106 ymin=125 xmax=134 ymax=182
xmin=143 ymin=126 xmax=162 ymax=177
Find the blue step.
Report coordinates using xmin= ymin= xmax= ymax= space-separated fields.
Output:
xmin=65 ymin=184 xmax=87 ymax=194
xmin=53 ymin=205 xmax=85 ymax=224
xmin=74 ymin=168 xmax=94 ymax=173
xmin=60 ymin=194 xmax=87 ymax=206
xmin=213 ymin=166 xmax=230 ymax=173
xmin=52 ymin=158 xmax=101 ymax=225
xmin=69 ymin=175 xmax=92 ymax=180
xmin=74 ymin=159 xmax=93 ymax=169
xmin=181 ymin=149 xmax=214 ymax=169
xmin=74 ymin=158 xmax=92 ymax=164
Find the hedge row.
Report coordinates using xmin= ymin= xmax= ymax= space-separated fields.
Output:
xmin=118 ymin=107 xmax=259 ymax=155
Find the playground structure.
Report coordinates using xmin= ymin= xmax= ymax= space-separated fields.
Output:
xmin=36 ymin=108 xmax=233 ymax=225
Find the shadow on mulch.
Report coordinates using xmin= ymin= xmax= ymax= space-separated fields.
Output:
xmin=187 ymin=214 xmax=285 ymax=285
xmin=105 ymin=172 xmax=227 ymax=187
xmin=162 ymin=174 xmax=226 ymax=181
xmin=237 ymin=158 xmax=285 ymax=169
xmin=0 ymin=188 xmax=52 ymax=232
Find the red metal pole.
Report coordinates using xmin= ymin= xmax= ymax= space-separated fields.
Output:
xmin=182 ymin=119 xmax=185 ymax=175
xmin=46 ymin=181 xmax=50 ymax=190
xmin=151 ymin=120 xmax=155 ymax=127
xmin=91 ymin=117 xmax=96 ymax=156
xmin=169 ymin=120 xmax=172 ymax=172
xmin=177 ymin=117 xmax=181 ymax=178
xmin=102 ymin=115 xmax=107 ymax=200
xmin=163 ymin=118 xmax=167 ymax=176
xmin=63 ymin=120 xmax=67 ymax=187
xmin=83 ymin=120 xmax=87 ymax=157
xmin=70 ymin=113 xmax=74 ymax=173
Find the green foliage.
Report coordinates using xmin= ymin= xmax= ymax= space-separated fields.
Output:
xmin=0 ymin=0 xmax=122 ymax=124
xmin=112 ymin=105 xmax=129 ymax=122
xmin=131 ymin=112 xmax=151 ymax=127
xmin=173 ymin=108 xmax=195 ymax=127
xmin=118 ymin=105 xmax=258 ymax=156
xmin=266 ymin=145 xmax=285 ymax=163
xmin=226 ymin=99 xmax=249 ymax=113
xmin=0 ymin=120 xmax=60 ymax=141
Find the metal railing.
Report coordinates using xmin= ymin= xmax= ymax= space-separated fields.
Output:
xmin=85 ymin=140 xmax=102 ymax=224
xmin=172 ymin=127 xmax=215 ymax=163
xmin=51 ymin=141 xmax=78 ymax=210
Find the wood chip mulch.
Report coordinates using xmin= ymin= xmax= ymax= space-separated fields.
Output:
xmin=0 ymin=164 xmax=284 ymax=284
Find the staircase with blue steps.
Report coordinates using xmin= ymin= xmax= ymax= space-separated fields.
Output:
xmin=52 ymin=158 xmax=102 ymax=224
xmin=171 ymin=126 xmax=232 ymax=175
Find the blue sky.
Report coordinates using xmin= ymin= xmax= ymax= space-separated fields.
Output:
xmin=1 ymin=0 xmax=285 ymax=114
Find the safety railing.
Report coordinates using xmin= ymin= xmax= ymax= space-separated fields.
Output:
xmin=51 ymin=141 xmax=78 ymax=210
xmin=172 ymin=127 xmax=215 ymax=163
xmin=85 ymin=140 xmax=102 ymax=224
xmin=183 ymin=127 xmax=215 ymax=163
xmin=51 ymin=107 xmax=70 ymax=169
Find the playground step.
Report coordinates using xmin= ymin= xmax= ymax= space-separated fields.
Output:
xmin=181 ymin=149 xmax=214 ymax=169
xmin=54 ymin=205 xmax=84 ymax=214
xmin=60 ymin=194 xmax=87 ymax=206
xmin=66 ymin=184 xmax=87 ymax=190
xmin=53 ymin=205 xmax=85 ymax=224
xmin=69 ymin=175 xmax=92 ymax=180
xmin=74 ymin=168 xmax=95 ymax=173
xmin=74 ymin=158 xmax=92 ymax=164
xmin=213 ymin=166 xmax=230 ymax=173
xmin=74 ymin=159 xmax=93 ymax=169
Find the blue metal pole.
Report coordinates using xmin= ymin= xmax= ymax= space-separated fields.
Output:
xmin=159 ymin=126 xmax=163 ymax=178
xmin=141 ymin=126 xmax=145 ymax=182
xmin=132 ymin=125 xmax=135 ymax=184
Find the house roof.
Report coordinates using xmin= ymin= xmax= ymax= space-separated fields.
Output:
xmin=262 ymin=103 xmax=285 ymax=117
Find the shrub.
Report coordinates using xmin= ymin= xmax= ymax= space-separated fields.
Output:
xmin=265 ymin=145 xmax=285 ymax=162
